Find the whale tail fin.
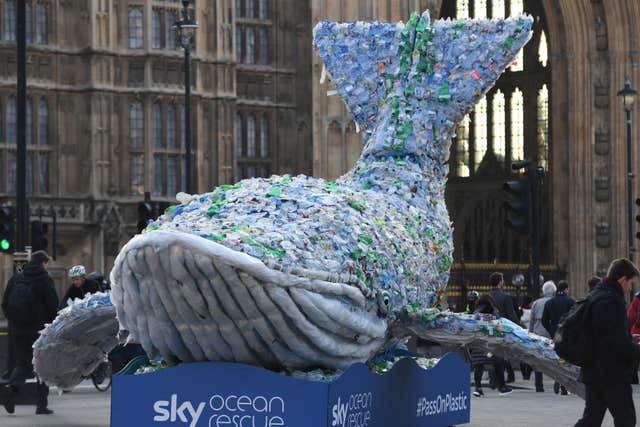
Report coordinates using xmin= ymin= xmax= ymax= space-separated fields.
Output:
xmin=314 ymin=12 xmax=533 ymax=164
xmin=427 ymin=14 xmax=534 ymax=112
xmin=313 ymin=20 xmax=404 ymax=139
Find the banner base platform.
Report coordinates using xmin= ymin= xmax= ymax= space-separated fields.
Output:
xmin=111 ymin=352 xmax=470 ymax=427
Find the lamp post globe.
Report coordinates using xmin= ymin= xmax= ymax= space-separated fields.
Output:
xmin=512 ymin=271 xmax=525 ymax=288
xmin=618 ymin=78 xmax=638 ymax=112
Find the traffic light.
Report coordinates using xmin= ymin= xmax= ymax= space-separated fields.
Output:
xmin=0 ymin=207 xmax=15 ymax=254
xmin=137 ymin=202 xmax=154 ymax=234
xmin=30 ymin=220 xmax=49 ymax=252
xmin=503 ymin=178 xmax=530 ymax=234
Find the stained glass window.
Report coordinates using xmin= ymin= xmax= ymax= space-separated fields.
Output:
xmin=153 ymin=103 xmax=163 ymax=148
xmin=537 ymin=85 xmax=549 ymax=170
xmin=128 ymin=7 xmax=144 ymax=49
xmin=5 ymin=1 xmax=16 ymax=41
xmin=474 ymin=97 xmax=488 ymax=171
xmin=492 ymin=91 xmax=506 ymax=160
xmin=510 ymin=88 xmax=524 ymax=162
xmin=246 ymin=115 xmax=256 ymax=158
xmin=38 ymin=99 xmax=48 ymax=146
xmin=236 ymin=114 xmax=244 ymax=157
xmin=539 ymin=31 xmax=548 ymax=67
xmin=260 ymin=115 xmax=269 ymax=158
xmin=36 ymin=3 xmax=48 ymax=45
xmin=130 ymin=102 xmax=144 ymax=149
xmin=167 ymin=104 xmax=177 ymax=148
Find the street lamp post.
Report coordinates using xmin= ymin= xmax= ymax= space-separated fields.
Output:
xmin=617 ymin=78 xmax=638 ymax=266
xmin=175 ymin=0 xmax=198 ymax=194
xmin=512 ymin=269 xmax=525 ymax=307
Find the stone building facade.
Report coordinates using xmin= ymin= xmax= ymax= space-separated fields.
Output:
xmin=0 ymin=0 xmax=312 ymax=296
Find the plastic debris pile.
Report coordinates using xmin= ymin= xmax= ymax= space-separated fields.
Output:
xmin=33 ymin=292 xmax=119 ymax=390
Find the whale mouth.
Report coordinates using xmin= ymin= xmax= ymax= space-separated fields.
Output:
xmin=110 ymin=230 xmax=389 ymax=370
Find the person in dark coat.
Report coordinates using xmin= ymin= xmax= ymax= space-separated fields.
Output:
xmin=575 ymin=258 xmax=640 ymax=427
xmin=470 ymin=294 xmax=513 ymax=397
xmin=488 ymin=272 xmax=519 ymax=382
xmin=542 ymin=280 xmax=575 ymax=337
xmin=489 ymin=272 xmax=520 ymax=324
xmin=1 ymin=250 xmax=58 ymax=414
xmin=59 ymin=265 xmax=100 ymax=310
xmin=588 ymin=276 xmax=602 ymax=292
xmin=542 ymin=280 xmax=575 ymax=395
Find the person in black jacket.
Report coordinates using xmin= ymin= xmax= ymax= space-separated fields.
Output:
xmin=575 ymin=258 xmax=640 ymax=427
xmin=542 ymin=280 xmax=575 ymax=337
xmin=489 ymin=272 xmax=520 ymax=324
xmin=58 ymin=265 xmax=100 ymax=310
xmin=488 ymin=272 xmax=519 ymax=382
xmin=542 ymin=280 xmax=575 ymax=395
xmin=1 ymin=250 xmax=58 ymax=414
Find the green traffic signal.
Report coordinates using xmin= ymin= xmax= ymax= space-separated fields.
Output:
xmin=0 ymin=239 xmax=10 ymax=251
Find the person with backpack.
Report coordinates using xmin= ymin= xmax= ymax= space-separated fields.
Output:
xmin=1 ymin=250 xmax=58 ymax=414
xmin=58 ymin=265 xmax=101 ymax=309
xmin=572 ymin=259 xmax=640 ymax=427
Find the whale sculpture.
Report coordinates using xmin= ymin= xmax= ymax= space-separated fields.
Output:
xmin=34 ymin=11 xmax=584 ymax=397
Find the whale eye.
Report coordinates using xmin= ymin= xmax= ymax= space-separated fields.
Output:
xmin=377 ymin=290 xmax=392 ymax=315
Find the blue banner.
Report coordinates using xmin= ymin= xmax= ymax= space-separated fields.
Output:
xmin=111 ymin=353 xmax=470 ymax=427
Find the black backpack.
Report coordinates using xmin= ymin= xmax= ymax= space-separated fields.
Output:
xmin=6 ymin=274 xmax=37 ymax=325
xmin=553 ymin=292 xmax=600 ymax=368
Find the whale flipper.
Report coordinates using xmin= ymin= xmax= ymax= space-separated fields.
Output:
xmin=393 ymin=308 xmax=584 ymax=398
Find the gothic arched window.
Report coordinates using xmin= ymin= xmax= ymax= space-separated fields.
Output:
xmin=38 ymin=99 xmax=48 ymax=146
xmin=442 ymin=0 xmax=551 ymax=265
xmin=446 ymin=0 xmax=550 ymax=176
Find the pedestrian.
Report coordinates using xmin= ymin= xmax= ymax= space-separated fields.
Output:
xmin=460 ymin=290 xmax=479 ymax=313
xmin=588 ymin=276 xmax=601 ymax=292
xmin=1 ymin=250 xmax=58 ymax=414
xmin=628 ymin=289 xmax=640 ymax=384
xmin=59 ymin=265 xmax=100 ymax=310
xmin=489 ymin=272 xmax=521 ymax=324
xmin=520 ymin=295 xmax=533 ymax=330
xmin=542 ymin=280 xmax=575 ymax=395
xmin=575 ymin=258 xmax=640 ymax=427
xmin=528 ymin=281 xmax=557 ymax=392
xmin=489 ymin=272 xmax=519 ymax=382
xmin=519 ymin=295 xmax=534 ymax=380
xmin=470 ymin=293 xmax=513 ymax=397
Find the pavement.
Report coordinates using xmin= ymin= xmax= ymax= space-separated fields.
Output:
xmin=467 ymin=374 xmax=623 ymax=427
xmin=0 ymin=381 xmax=109 ymax=427
xmin=0 ymin=375 xmax=634 ymax=426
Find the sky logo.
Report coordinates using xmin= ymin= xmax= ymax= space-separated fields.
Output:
xmin=331 ymin=396 xmax=348 ymax=427
xmin=153 ymin=394 xmax=206 ymax=427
